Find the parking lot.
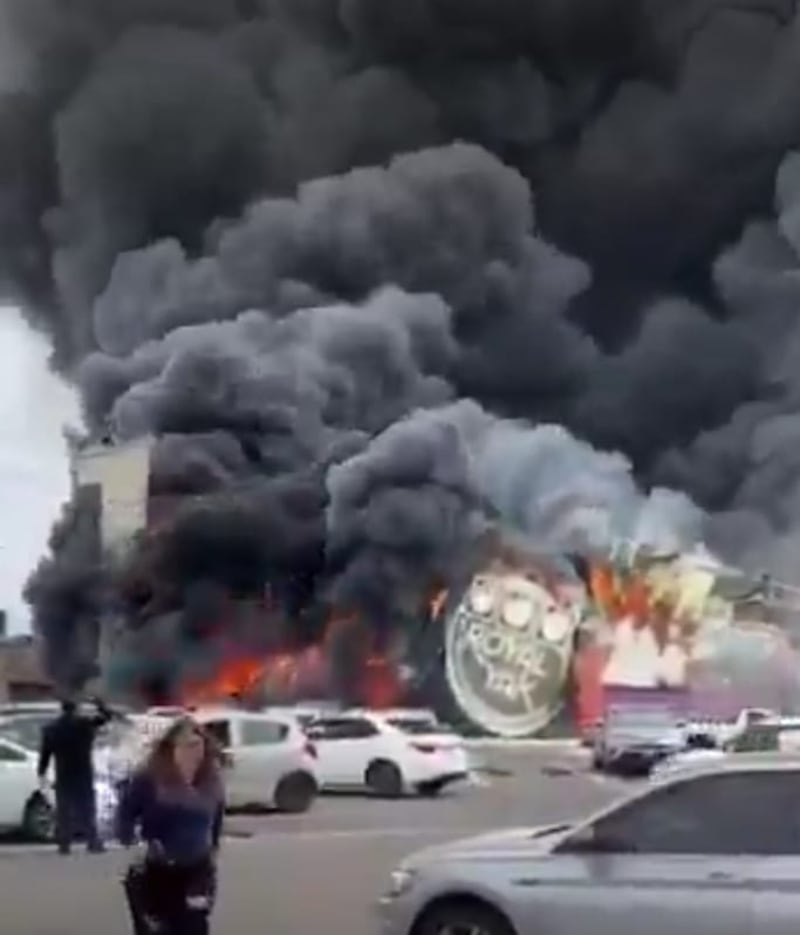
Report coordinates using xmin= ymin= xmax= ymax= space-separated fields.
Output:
xmin=0 ymin=744 xmax=631 ymax=935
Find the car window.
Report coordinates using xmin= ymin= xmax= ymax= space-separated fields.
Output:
xmin=304 ymin=719 xmax=338 ymax=740
xmin=240 ymin=719 xmax=289 ymax=746
xmin=386 ymin=717 xmax=451 ymax=736
xmin=306 ymin=718 xmax=379 ymax=740
xmin=203 ymin=719 xmax=232 ymax=748
xmin=0 ymin=740 xmax=27 ymax=762
xmin=336 ymin=718 xmax=379 ymax=739
xmin=567 ymin=770 xmax=800 ymax=855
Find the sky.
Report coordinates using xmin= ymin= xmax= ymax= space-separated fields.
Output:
xmin=0 ymin=306 xmax=81 ymax=634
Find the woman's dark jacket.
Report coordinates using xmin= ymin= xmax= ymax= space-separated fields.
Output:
xmin=117 ymin=771 xmax=223 ymax=864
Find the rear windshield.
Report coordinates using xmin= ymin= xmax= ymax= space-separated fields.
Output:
xmin=387 ymin=717 xmax=453 ymax=736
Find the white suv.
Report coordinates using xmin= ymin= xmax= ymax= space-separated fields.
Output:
xmin=190 ymin=707 xmax=320 ymax=813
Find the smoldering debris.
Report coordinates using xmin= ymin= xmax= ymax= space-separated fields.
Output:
xmin=10 ymin=1 xmax=800 ymax=692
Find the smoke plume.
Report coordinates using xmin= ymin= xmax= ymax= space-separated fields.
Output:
xmin=9 ymin=0 xmax=800 ymax=692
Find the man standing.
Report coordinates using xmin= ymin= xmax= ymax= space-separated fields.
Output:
xmin=38 ymin=696 xmax=113 ymax=854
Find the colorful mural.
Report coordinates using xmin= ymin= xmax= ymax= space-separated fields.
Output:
xmin=443 ymin=549 xmax=584 ymax=737
xmin=443 ymin=544 xmax=800 ymax=738
xmin=574 ymin=551 xmax=800 ymax=732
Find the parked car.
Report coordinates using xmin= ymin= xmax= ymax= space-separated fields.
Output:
xmin=379 ymin=753 xmax=800 ymax=935
xmin=0 ymin=735 xmax=54 ymax=841
xmin=104 ymin=706 xmax=319 ymax=813
xmin=305 ymin=708 xmax=469 ymax=797
xmin=592 ymin=704 xmax=684 ymax=776
xmin=190 ymin=707 xmax=319 ymax=813
xmin=0 ymin=734 xmax=116 ymax=842
xmin=679 ymin=707 xmax=777 ymax=750
xmin=652 ymin=716 xmax=800 ymax=780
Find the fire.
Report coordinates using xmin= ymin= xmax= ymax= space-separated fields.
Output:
xmin=360 ymin=654 xmax=403 ymax=708
xmin=182 ymin=645 xmax=328 ymax=706
xmin=182 ymin=656 xmax=266 ymax=705
xmin=586 ymin=559 xmax=687 ymax=653
xmin=589 ymin=561 xmax=654 ymax=625
xmin=178 ymin=608 xmax=407 ymax=708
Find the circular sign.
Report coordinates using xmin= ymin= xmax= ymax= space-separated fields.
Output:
xmin=444 ymin=567 xmax=582 ymax=737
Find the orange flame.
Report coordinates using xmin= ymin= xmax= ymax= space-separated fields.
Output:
xmin=178 ymin=608 xmax=406 ymax=708
xmin=183 ymin=656 xmax=266 ymax=705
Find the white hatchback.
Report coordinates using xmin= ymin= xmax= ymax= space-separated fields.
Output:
xmin=188 ymin=707 xmax=321 ymax=813
xmin=305 ymin=709 xmax=470 ymax=797
xmin=102 ymin=707 xmax=321 ymax=813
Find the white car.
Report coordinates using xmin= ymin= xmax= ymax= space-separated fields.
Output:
xmin=0 ymin=734 xmax=116 ymax=842
xmin=652 ymin=717 xmax=800 ymax=781
xmin=119 ymin=706 xmax=320 ymax=813
xmin=0 ymin=735 xmax=54 ymax=840
xmin=193 ymin=707 xmax=320 ymax=813
xmin=305 ymin=709 xmax=470 ymax=797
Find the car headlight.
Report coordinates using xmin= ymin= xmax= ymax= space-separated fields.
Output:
xmin=385 ymin=867 xmax=418 ymax=899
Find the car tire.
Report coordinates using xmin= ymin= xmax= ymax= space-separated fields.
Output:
xmin=365 ymin=759 xmax=403 ymax=798
xmin=22 ymin=793 xmax=54 ymax=843
xmin=273 ymin=771 xmax=317 ymax=814
xmin=415 ymin=898 xmax=516 ymax=935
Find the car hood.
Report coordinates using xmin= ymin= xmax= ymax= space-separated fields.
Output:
xmin=405 ymin=823 xmax=572 ymax=865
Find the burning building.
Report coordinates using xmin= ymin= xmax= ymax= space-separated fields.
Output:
xmin=432 ymin=542 xmax=800 ymax=738
xmin=60 ymin=432 xmax=800 ymax=738
xmin=13 ymin=2 xmax=800 ymax=736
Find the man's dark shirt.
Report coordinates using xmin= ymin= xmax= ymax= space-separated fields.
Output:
xmin=38 ymin=707 xmax=112 ymax=787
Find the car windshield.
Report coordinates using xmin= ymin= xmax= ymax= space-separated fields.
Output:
xmin=387 ymin=717 xmax=453 ymax=735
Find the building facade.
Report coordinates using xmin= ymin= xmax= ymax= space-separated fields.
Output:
xmin=0 ymin=634 xmax=52 ymax=702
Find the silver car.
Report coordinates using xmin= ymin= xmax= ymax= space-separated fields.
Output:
xmin=378 ymin=753 xmax=800 ymax=935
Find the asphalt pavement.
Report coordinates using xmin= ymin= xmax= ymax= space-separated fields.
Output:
xmin=0 ymin=745 xmax=633 ymax=935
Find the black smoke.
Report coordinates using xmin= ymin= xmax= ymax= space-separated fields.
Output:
xmin=10 ymin=0 xmax=800 ymax=692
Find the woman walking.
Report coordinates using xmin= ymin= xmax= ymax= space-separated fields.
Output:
xmin=117 ymin=717 xmax=225 ymax=935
